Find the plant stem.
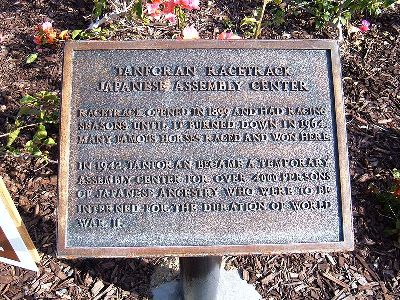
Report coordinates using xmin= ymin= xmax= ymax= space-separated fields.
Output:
xmin=0 ymin=121 xmax=57 ymax=138
xmin=176 ymin=6 xmax=181 ymax=30
xmin=175 ymin=6 xmax=185 ymax=30
xmin=88 ymin=0 xmax=135 ymax=29
xmin=255 ymin=0 xmax=271 ymax=39
xmin=337 ymin=0 xmax=344 ymax=42
xmin=0 ymin=152 xmax=58 ymax=165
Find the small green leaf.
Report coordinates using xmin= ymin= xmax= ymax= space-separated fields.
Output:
xmin=14 ymin=119 xmax=23 ymax=128
xmin=40 ymin=91 xmax=59 ymax=103
xmin=59 ymin=29 xmax=69 ymax=39
xmin=135 ymin=0 xmax=143 ymax=19
xmin=26 ymin=53 xmax=38 ymax=64
xmin=142 ymin=16 xmax=150 ymax=26
xmin=393 ymin=169 xmax=400 ymax=180
xmin=6 ymin=128 xmax=20 ymax=147
xmin=241 ymin=17 xmax=258 ymax=26
xmin=6 ymin=147 xmax=21 ymax=156
xmin=35 ymin=155 xmax=49 ymax=165
xmin=20 ymin=94 xmax=37 ymax=105
xmin=25 ymin=140 xmax=42 ymax=157
xmin=50 ymin=111 xmax=60 ymax=121
xmin=93 ymin=0 xmax=107 ymax=17
xmin=33 ymin=124 xmax=47 ymax=141
xmin=71 ymin=30 xmax=82 ymax=39
xmin=343 ymin=11 xmax=351 ymax=20
xmin=18 ymin=107 xmax=40 ymax=117
xmin=32 ymin=149 xmax=42 ymax=157
xmin=25 ymin=140 xmax=33 ymax=148
xmin=44 ymin=137 xmax=56 ymax=146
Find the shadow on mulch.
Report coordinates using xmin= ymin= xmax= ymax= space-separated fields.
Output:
xmin=348 ymin=123 xmax=400 ymax=266
xmin=0 ymin=0 xmax=91 ymax=29
xmin=212 ymin=0 xmax=332 ymax=39
xmin=0 ymin=157 xmax=153 ymax=298
xmin=212 ymin=0 xmax=259 ymax=26
xmin=347 ymin=123 xmax=400 ymax=189
xmin=18 ymin=208 xmax=155 ymax=298
xmin=0 ymin=0 xmax=399 ymax=298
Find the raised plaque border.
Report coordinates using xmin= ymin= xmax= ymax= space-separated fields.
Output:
xmin=57 ymin=40 xmax=353 ymax=258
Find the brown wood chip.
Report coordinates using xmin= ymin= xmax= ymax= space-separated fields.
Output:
xmin=379 ymin=281 xmax=392 ymax=300
xmin=355 ymin=254 xmax=380 ymax=282
xmin=91 ymin=281 xmax=104 ymax=297
xmin=242 ymin=269 xmax=250 ymax=282
xmin=0 ymin=276 xmax=14 ymax=284
xmin=321 ymin=272 xmax=350 ymax=289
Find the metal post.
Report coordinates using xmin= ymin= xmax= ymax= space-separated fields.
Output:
xmin=180 ymin=256 xmax=222 ymax=300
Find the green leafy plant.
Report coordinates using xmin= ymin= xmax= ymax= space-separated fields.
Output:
xmin=237 ymin=0 xmax=396 ymax=39
xmin=71 ymin=29 xmax=83 ymax=39
xmin=129 ymin=0 xmax=149 ymax=22
xmin=294 ymin=0 xmax=339 ymax=28
xmin=221 ymin=15 xmax=235 ymax=30
xmin=175 ymin=6 xmax=187 ymax=30
xmin=93 ymin=0 xmax=108 ymax=18
xmin=26 ymin=53 xmax=38 ymax=64
xmin=2 ymin=91 xmax=59 ymax=160
xmin=241 ymin=0 xmax=286 ymax=38
xmin=240 ymin=16 xmax=258 ymax=38
xmin=371 ymin=169 xmax=400 ymax=244
xmin=240 ymin=0 xmax=270 ymax=39
xmin=270 ymin=6 xmax=286 ymax=26
xmin=69 ymin=25 xmax=119 ymax=40
xmin=89 ymin=0 xmax=146 ymax=30
xmin=293 ymin=0 xmax=397 ymax=29
xmin=255 ymin=0 xmax=273 ymax=38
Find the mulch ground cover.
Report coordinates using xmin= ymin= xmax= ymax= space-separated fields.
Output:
xmin=0 ymin=1 xmax=399 ymax=299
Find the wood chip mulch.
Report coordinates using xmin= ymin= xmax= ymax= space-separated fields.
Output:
xmin=0 ymin=1 xmax=399 ymax=299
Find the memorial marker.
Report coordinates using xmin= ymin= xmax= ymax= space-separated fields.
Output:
xmin=0 ymin=178 xmax=40 ymax=271
xmin=58 ymin=40 xmax=353 ymax=257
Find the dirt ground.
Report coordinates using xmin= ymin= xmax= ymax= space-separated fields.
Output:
xmin=0 ymin=1 xmax=399 ymax=299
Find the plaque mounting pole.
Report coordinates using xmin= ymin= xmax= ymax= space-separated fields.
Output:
xmin=180 ymin=256 xmax=222 ymax=300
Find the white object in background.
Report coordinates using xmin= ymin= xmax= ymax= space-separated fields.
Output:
xmin=0 ymin=177 xmax=40 ymax=271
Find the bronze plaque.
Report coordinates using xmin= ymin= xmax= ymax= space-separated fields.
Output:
xmin=58 ymin=40 xmax=353 ymax=258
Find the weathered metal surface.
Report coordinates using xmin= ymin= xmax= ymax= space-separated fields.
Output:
xmin=180 ymin=256 xmax=222 ymax=300
xmin=58 ymin=40 xmax=353 ymax=258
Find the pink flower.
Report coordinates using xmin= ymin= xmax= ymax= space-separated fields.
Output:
xmin=358 ymin=20 xmax=370 ymax=33
xmin=164 ymin=13 xmax=177 ymax=24
xmin=145 ymin=0 xmax=200 ymax=25
xmin=33 ymin=35 xmax=42 ymax=45
xmin=178 ymin=0 xmax=200 ymax=10
xmin=162 ymin=1 xmax=177 ymax=14
xmin=41 ymin=21 xmax=53 ymax=32
xmin=147 ymin=1 xmax=178 ymax=20
xmin=33 ymin=22 xmax=58 ymax=45
xmin=217 ymin=31 xmax=242 ymax=40
xmin=146 ymin=0 xmax=162 ymax=17
xmin=45 ymin=31 xmax=57 ymax=44
xmin=182 ymin=25 xmax=199 ymax=39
